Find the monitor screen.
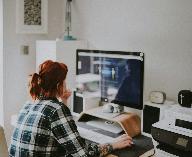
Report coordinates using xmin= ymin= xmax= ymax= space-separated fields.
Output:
xmin=76 ymin=49 xmax=144 ymax=110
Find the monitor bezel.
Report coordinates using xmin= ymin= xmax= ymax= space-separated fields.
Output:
xmin=76 ymin=49 xmax=144 ymax=110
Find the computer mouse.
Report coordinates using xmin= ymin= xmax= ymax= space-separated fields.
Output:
xmin=131 ymin=142 xmax=135 ymax=146
xmin=131 ymin=139 xmax=136 ymax=146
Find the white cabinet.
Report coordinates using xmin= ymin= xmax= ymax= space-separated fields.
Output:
xmin=36 ymin=40 xmax=88 ymax=91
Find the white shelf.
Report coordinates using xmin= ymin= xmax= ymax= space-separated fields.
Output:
xmin=36 ymin=40 xmax=88 ymax=107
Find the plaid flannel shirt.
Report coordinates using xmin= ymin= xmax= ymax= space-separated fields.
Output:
xmin=9 ymin=98 xmax=113 ymax=157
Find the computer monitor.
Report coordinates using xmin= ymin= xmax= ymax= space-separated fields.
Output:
xmin=76 ymin=49 xmax=144 ymax=110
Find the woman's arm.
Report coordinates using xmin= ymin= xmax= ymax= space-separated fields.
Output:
xmin=54 ymin=87 xmax=133 ymax=156
xmin=50 ymin=104 xmax=116 ymax=157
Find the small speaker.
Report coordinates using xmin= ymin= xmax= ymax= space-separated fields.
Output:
xmin=143 ymin=105 xmax=160 ymax=135
xmin=178 ymin=90 xmax=192 ymax=108
xmin=73 ymin=91 xmax=83 ymax=114
xmin=142 ymin=101 xmax=174 ymax=136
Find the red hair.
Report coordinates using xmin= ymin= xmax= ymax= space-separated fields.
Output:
xmin=29 ymin=60 xmax=68 ymax=100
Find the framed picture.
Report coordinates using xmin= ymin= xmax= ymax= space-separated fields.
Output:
xmin=16 ymin=0 xmax=48 ymax=34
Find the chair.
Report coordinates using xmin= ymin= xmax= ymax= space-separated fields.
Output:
xmin=0 ymin=125 xmax=8 ymax=157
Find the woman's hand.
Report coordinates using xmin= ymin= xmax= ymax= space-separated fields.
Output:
xmin=111 ymin=134 xmax=133 ymax=150
xmin=60 ymin=89 xmax=72 ymax=105
xmin=57 ymin=81 xmax=72 ymax=105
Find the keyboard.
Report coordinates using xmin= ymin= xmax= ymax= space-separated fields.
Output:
xmin=86 ymin=119 xmax=123 ymax=134
xmin=77 ymin=126 xmax=117 ymax=144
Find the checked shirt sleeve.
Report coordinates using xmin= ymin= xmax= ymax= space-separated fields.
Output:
xmin=50 ymin=104 xmax=113 ymax=157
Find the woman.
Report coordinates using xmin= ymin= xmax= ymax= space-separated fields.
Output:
xmin=9 ymin=60 xmax=133 ymax=157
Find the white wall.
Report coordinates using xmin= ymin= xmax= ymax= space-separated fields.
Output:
xmin=0 ymin=0 xmax=3 ymax=126
xmin=72 ymin=0 xmax=192 ymax=101
xmin=3 ymin=0 xmax=64 ymax=143
xmin=3 ymin=0 xmax=192 ymax=145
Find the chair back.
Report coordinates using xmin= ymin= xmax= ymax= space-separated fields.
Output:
xmin=0 ymin=125 xmax=8 ymax=157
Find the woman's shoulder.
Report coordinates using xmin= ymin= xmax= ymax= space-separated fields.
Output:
xmin=44 ymin=99 xmax=73 ymax=120
xmin=45 ymin=99 xmax=68 ymax=110
xmin=50 ymin=100 xmax=71 ymax=115
xmin=20 ymin=101 xmax=34 ymax=111
xmin=39 ymin=99 xmax=71 ymax=116
xmin=20 ymin=99 xmax=60 ymax=113
xmin=20 ymin=99 xmax=71 ymax=118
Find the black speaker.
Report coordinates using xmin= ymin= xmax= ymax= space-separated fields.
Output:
xmin=178 ymin=90 xmax=192 ymax=108
xmin=73 ymin=91 xmax=83 ymax=114
xmin=142 ymin=101 xmax=174 ymax=136
xmin=142 ymin=105 xmax=160 ymax=135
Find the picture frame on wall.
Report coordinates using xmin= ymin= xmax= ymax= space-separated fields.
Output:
xmin=16 ymin=0 xmax=48 ymax=34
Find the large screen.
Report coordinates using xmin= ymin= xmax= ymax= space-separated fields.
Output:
xmin=76 ymin=49 xmax=144 ymax=110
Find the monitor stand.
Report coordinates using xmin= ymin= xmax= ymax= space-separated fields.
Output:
xmin=78 ymin=106 xmax=141 ymax=137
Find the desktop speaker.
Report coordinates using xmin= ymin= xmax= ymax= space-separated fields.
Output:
xmin=72 ymin=91 xmax=100 ymax=115
xmin=142 ymin=101 xmax=174 ymax=136
xmin=178 ymin=90 xmax=192 ymax=108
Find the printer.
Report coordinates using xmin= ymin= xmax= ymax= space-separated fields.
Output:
xmin=151 ymin=105 xmax=192 ymax=157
